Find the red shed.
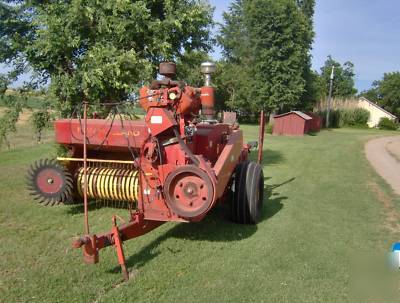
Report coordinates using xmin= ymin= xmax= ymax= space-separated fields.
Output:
xmin=273 ymin=111 xmax=313 ymax=136
xmin=306 ymin=112 xmax=322 ymax=132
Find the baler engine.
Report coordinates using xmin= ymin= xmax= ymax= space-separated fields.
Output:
xmin=27 ymin=62 xmax=265 ymax=280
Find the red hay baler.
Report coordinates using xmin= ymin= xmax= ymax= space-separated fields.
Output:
xmin=27 ymin=62 xmax=265 ymax=280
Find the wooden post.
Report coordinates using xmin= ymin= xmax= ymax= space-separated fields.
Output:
xmin=257 ymin=110 xmax=265 ymax=164
xmin=326 ymin=66 xmax=335 ymax=128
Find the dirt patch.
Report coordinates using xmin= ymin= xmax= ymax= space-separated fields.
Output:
xmin=0 ymin=108 xmax=33 ymax=125
xmin=18 ymin=110 xmax=33 ymax=125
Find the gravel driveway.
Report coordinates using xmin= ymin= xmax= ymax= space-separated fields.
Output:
xmin=365 ymin=136 xmax=400 ymax=195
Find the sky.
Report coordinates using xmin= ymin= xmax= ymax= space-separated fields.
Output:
xmin=210 ymin=0 xmax=400 ymax=92
xmin=3 ymin=1 xmax=400 ymax=92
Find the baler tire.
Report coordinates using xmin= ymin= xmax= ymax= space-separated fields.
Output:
xmin=231 ymin=161 xmax=264 ymax=224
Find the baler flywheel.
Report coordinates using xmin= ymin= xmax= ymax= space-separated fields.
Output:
xmin=164 ymin=165 xmax=215 ymax=219
xmin=27 ymin=159 xmax=73 ymax=206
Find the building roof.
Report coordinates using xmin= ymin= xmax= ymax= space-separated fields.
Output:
xmin=274 ymin=111 xmax=313 ymax=120
xmin=359 ymin=97 xmax=397 ymax=119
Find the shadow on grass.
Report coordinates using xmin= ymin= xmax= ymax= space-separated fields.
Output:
xmin=66 ymin=199 xmax=133 ymax=215
xmin=265 ymin=177 xmax=295 ymax=193
xmin=257 ymin=148 xmax=285 ymax=166
xmin=107 ymin=177 xmax=293 ymax=274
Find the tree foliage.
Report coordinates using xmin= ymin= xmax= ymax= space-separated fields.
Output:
xmin=213 ymin=61 xmax=253 ymax=116
xmin=1 ymin=0 xmax=214 ymax=116
xmin=359 ymin=85 xmax=379 ymax=103
xmin=176 ymin=51 xmax=211 ymax=88
xmin=218 ymin=0 xmax=249 ymax=62
xmin=296 ymin=0 xmax=315 ymax=19
xmin=217 ymin=0 xmax=315 ymax=115
xmin=247 ymin=0 xmax=314 ymax=111
xmin=360 ymin=72 xmax=400 ymax=118
xmin=378 ymin=117 xmax=397 ymax=130
xmin=296 ymin=0 xmax=316 ymax=109
xmin=316 ymin=56 xmax=357 ymax=100
xmin=0 ymin=94 xmax=22 ymax=148
xmin=30 ymin=100 xmax=52 ymax=143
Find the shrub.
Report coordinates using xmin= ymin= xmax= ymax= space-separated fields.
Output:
xmin=30 ymin=110 xmax=52 ymax=143
xmin=317 ymin=108 xmax=370 ymax=128
xmin=237 ymin=111 xmax=258 ymax=123
xmin=266 ymin=123 xmax=273 ymax=134
xmin=0 ymin=95 xmax=23 ymax=148
xmin=317 ymin=109 xmax=341 ymax=128
xmin=353 ymin=108 xmax=370 ymax=126
xmin=339 ymin=108 xmax=369 ymax=127
xmin=378 ymin=117 xmax=398 ymax=130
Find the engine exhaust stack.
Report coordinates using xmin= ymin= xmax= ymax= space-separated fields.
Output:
xmin=201 ymin=61 xmax=216 ymax=86
xmin=200 ymin=61 xmax=216 ymax=120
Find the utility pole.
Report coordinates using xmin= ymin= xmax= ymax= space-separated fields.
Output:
xmin=326 ymin=66 xmax=335 ymax=128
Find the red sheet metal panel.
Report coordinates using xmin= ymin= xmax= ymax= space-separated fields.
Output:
xmin=306 ymin=112 xmax=322 ymax=132
xmin=272 ymin=112 xmax=309 ymax=136
xmin=55 ymin=119 xmax=149 ymax=150
xmin=194 ymin=123 xmax=231 ymax=164
xmin=213 ymin=129 xmax=244 ymax=198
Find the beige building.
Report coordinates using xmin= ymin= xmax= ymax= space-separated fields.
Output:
xmin=357 ymin=97 xmax=397 ymax=128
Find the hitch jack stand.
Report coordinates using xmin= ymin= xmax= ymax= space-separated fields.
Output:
xmin=112 ymin=216 xmax=129 ymax=281
xmin=72 ymin=212 xmax=164 ymax=281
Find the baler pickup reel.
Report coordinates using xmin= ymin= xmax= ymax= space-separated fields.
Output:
xmin=27 ymin=62 xmax=266 ymax=281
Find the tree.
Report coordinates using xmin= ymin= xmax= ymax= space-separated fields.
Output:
xmin=0 ymin=1 xmax=214 ymax=116
xmin=216 ymin=0 xmax=253 ymax=115
xmin=295 ymin=0 xmax=316 ymax=110
xmin=218 ymin=0 xmax=250 ymax=62
xmin=316 ymin=56 xmax=357 ymax=100
xmin=176 ymin=51 xmax=211 ymax=87
xmin=213 ymin=61 xmax=252 ymax=114
xmin=30 ymin=109 xmax=51 ymax=143
xmin=246 ymin=0 xmax=314 ymax=112
xmin=296 ymin=0 xmax=315 ymax=19
xmin=0 ymin=93 xmax=22 ymax=148
xmin=359 ymin=85 xmax=379 ymax=103
xmin=0 ymin=74 xmax=9 ymax=95
xmin=361 ymin=72 xmax=400 ymax=117
xmin=375 ymin=72 xmax=400 ymax=117
xmin=217 ymin=0 xmax=315 ymax=116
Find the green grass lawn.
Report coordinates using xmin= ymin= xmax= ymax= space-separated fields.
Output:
xmin=1 ymin=125 xmax=399 ymax=302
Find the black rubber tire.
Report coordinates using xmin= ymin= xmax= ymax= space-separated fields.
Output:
xmin=231 ymin=161 xmax=264 ymax=224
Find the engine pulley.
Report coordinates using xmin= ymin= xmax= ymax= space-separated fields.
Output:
xmin=164 ymin=165 xmax=215 ymax=219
